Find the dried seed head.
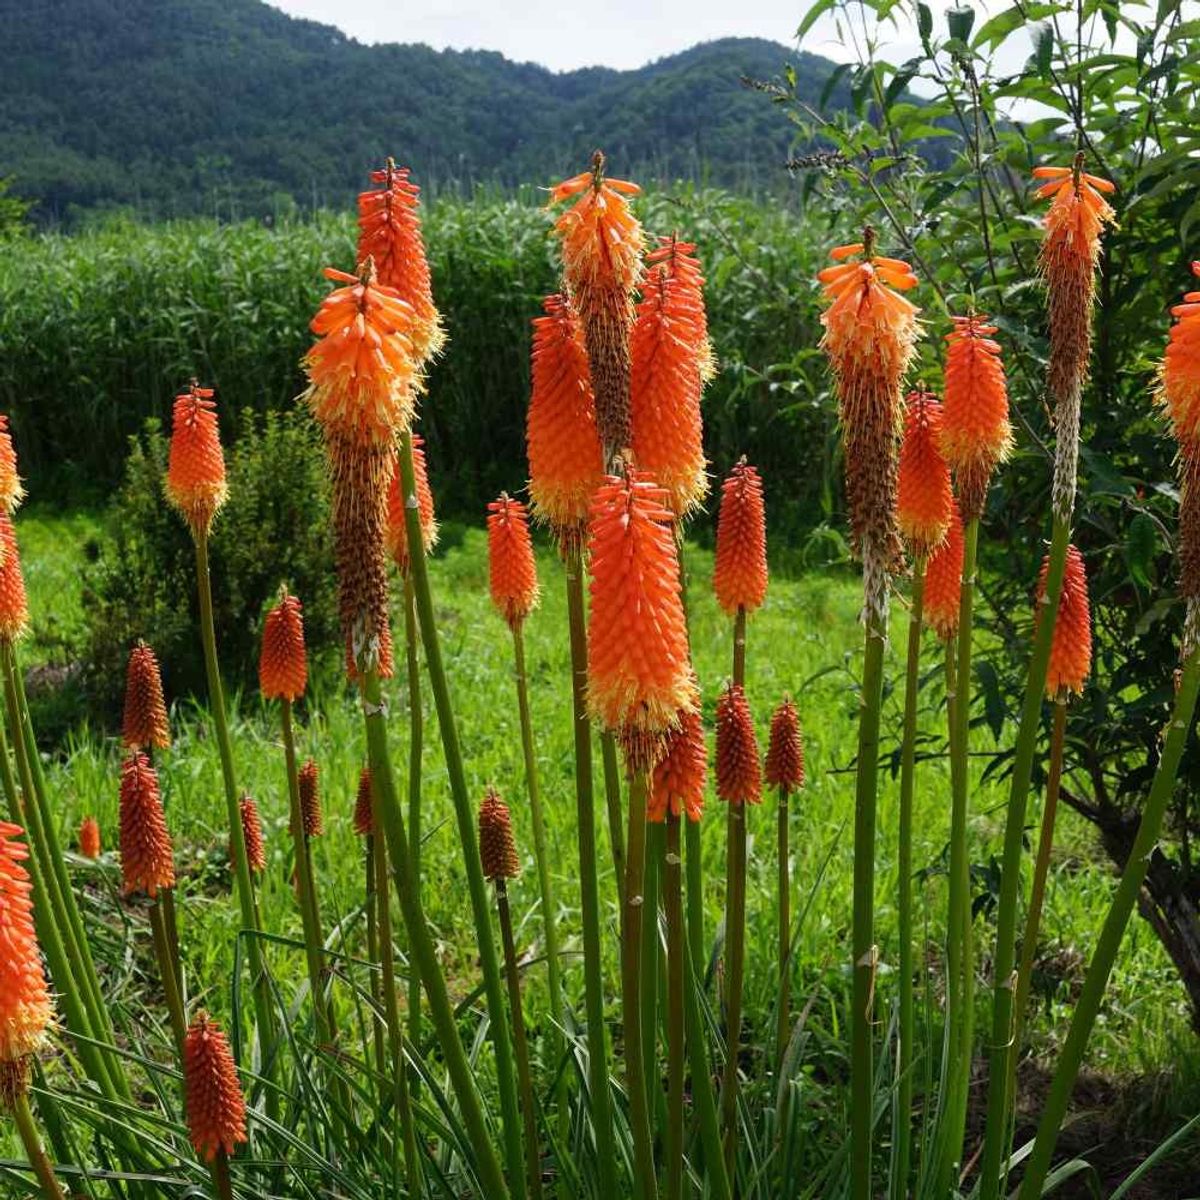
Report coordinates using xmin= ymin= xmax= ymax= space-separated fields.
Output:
xmin=586 ymin=472 xmax=694 ymax=743
xmin=479 ymin=787 xmax=520 ymax=881
xmin=0 ymin=415 xmax=25 ymax=516
xmin=259 ymin=591 xmax=307 ymax=703
xmin=353 ymin=767 xmax=374 ymax=837
xmin=716 ymin=683 xmax=762 ymax=806
xmin=357 ymin=161 xmax=445 ymax=367
xmin=165 ymin=383 xmax=227 ymax=538
xmin=1038 ymin=544 xmax=1092 ymax=699
xmin=79 ymin=816 xmax=101 ymax=859
xmin=118 ymin=752 xmax=174 ymax=897
xmin=487 ymin=494 xmax=540 ymax=630
xmin=239 ymin=796 xmax=266 ymax=873
xmin=384 ymin=435 xmax=438 ymax=575
xmin=896 ymin=392 xmax=954 ymax=558
xmin=298 ymin=760 xmax=323 ymax=838
xmin=184 ymin=1012 xmax=248 ymax=1163
xmin=713 ymin=459 xmax=768 ymax=616
xmin=764 ymin=697 xmax=805 ymax=792
xmin=123 ymin=641 xmax=170 ymax=750
xmin=649 ymin=704 xmax=707 ymax=823
xmin=0 ymin=823 xmax=53 ymax=1066
xmin=923 ymin=497 xmax=965 ymax=641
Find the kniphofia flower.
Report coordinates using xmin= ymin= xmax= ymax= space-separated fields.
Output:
xmin=713 ymin=459 xmax=768 ymax=616
xmin=239 ymin=796 xmax=266 ymax=873
xmin=716 ymin=683 xmax=762 ymax=805
xmin=818 ymin=235 xmax=920 ymax=619
xmin=259 ymin=591 xmax=308 ymax=703
xmin=629 ymin=237 xmax=711 ymax=517
xmin=0 ymin=823 xmax=53 ymax=1067
xmin=487 ymin=494 xmax=540 ymax=630
xmin=385 ymin=434 xmax=438 ymax=575
xmin=353 ymin=767 xmax=374 ymax=837
xmin=586 ymin=472 xmax=693 ymax=765
xmin=165 ymin=383 xmax=228 ymax=538
xmin=549 ymin=152 xmax=644 ymax=463
xmin=1038 ymin=544 xmax=1092 ymax=698
xmin=764 ymin=697 xmax=805 ymax=792
xmin=123 ymin=641 xmax=170 ymax=750
xmin=649 ymin=705 xmax=707 ymax=823
xmin=0 ymin=515 xmax=28 ymax=644
xmin=79 ymin=816 xmax=101 ymax=859
xmin=479 ymin=787 xmax=520 ymax=881
xmin=0 ymin=415 xmax=24 ymax=516
xmin=118 ymin=752 xmax=174 ymax=897
xmin=356 ymin=160 xmax=444 ymax=367
xmin=896 ymin=391 xmax=954 ymax=558
xmin=525 ymin=293 xmax=604 ymax=545
xmin=299 ymin=760 xmax=323 ymax=838
xmin=941 ymin=314 xmax=1011 ymax=519
xmin=923 ymin=496 xmax=965 ymax=640
xmin=184 ymin=1012 xmax=248 ymax=1162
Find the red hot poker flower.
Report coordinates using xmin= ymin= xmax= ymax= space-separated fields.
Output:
xmin=479 ymin=787 xmax=520 ymax=881
xmin=0 ymin=515 xmax=27 ymax=643
xmin=166 ymin=383 xmax=228 ymax=538
xmin=298 ymin=760 xmax=323 ymax=838
xmin=79 ymin=816 xmax=101 ymax=859
xmin=259 ymin=591 xmax=308 ymax=703
xmin=649 ymin=705 xmax=707 ymax=823
xmin=1038 ymin=544 xmax=1092 ymax=699
xmin=716 ymin=683 xmax=762 ymax=806
xmin=239 ymin=796 xmax=266 ymax=873
xmin=0 ymin=822 xmax=53 ymax=1065
xmin=353 ymin=767 xmax=374 ymax=837
xmin=184 ymin=1012 xmax=248 ymax=1162
xmin=896 ymin=391 xmax=954 ymax=558
xmin=119 ymin=752 xmax=175 ymax=897
xmin=713 ymin=459 xmax=768 ymax=616
xmin=764 ymin=698 xmax=805 ymax=792
xmin=123 ymin=641 xmax=171 ymax=750
xmin=923 ymin=497 xmax=965 ymax=641
xmin=487 ymin=494 xmax=540 ymax=630
xmin=0 ymin=415 xmax=24 ymax=516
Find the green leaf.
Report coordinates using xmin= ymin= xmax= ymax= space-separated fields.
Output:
xmin=885 ymin=59 xmax=922 ymax=107
xmin=1125 ymin=513 xmax=1158 ymax=588
xmin=819 ymin=62 xmax=853 ymax=110
xmin=975 ymin=659 xmax=1007 ymax=742
xmin=796 ymin=0 xmax=836 ymax=39
xmin=1031 ymin=23 xmax=1054 ymax=80
xmin=946 ymin=4 xmax=976 ymax=42
xmin=917 ymin=2 xmax=934 ymax=47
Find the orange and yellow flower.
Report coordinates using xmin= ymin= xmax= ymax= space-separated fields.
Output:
xmin=0 ymin=823 xmax=53 ymax=1067
xmin=0 ymin=415 xmax=24 ymax=516
xmin=184 ymin=1012 xmax=248 ymax=1162
xmin=896 ymin=391 xmax=953 ymax=558
xmin=385 ymin=435 xmax=438 ymax=575
xmin=479 ymin=787 xmax=520 ymax=881
xmin=923 ymin=496 xmax=965 ymax=641
xmin=239 ymin=796 xmax=266 ymax=873
xmin=649 ymin=704 xmax=707 ymax=823
xmin=713 ymin=459 xmax=768 ymax=616
xmin=0 ymin=515 xmax=27 ymax=643
xmin=715 ymin=683 xmax=762 ymax=806
xmin=1158 ymin=262 xmax=1200 ymax=450
xmin=123 ymin=641 xmax=171 ymax=751
xmin=487 ymin=494 xmax=540 ymax=630
xmin=259 ymin=591 xmax=308 ymax=703
xmin=1039 ymin=544 xmax=1092 ymax=698
xmin=118 ymin=752 xmax=174 ymax=897
xmin=166 ymin=383 xmax=228 ymax=538
xmin=764 ymin=697 xmax=805 ymax=792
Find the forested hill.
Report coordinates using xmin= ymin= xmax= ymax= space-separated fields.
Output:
xmin=1 ymin=0 xmax=834 ymax=222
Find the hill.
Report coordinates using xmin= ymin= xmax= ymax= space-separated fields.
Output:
xmin=0 ymin=0 xmax=834 ymax=221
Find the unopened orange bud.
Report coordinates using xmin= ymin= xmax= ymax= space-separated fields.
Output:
xmin=479 ymin=787 xmax=520 ymax=881
xmin=716 ymin=683 xmax=761 ymax=806
xmin=0 ymin=822 xmax=53 ymax=1068
xmin=1039 ymin=544 xmax=1092 ymax=698
xmin=896 ymin=392 xmax=954 ymax=557
xmin=239 ymin=796 xmax=266 ymax=873
xmin=353 ymin=768 xmax=374 ymax=837
xmin=923 ymin=497 xmax=964 ymax=641
xmin=764 ymin=698 xmax=805 ymax=792
xmin=714 ymin=459 xmax=768 ymax=616
xmin=184 ymin=1011 xmax=248 ymax=1162
xmin=118 ymin=752 xmax=174 ymax=897
xmin=79 ymin=816 xmax=101 ymax=859
xmin=487 ymin=494 xmax=540 ymax=630
xmin=123 ymin=641 xmax=170 ymax=751
xmin=298 ymin=760 xmax=323 ymax=838
xmin=649 ymin=705 xmax=707 ymax=823
xmin=259 ymin=591 xmax=308 ymax=703
xmin=165 ymin=383 xmax=227 ymax=538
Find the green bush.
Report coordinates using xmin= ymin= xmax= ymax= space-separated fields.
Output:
xmin=82 ymin=407 xmax=337 ymax=717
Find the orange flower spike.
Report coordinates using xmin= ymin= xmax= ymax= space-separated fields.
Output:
xmin=239 ymin=796 xmax=266 ymax=873
xmin=0 ymin=515 xmax=27 ymax=643
xmin=353 ymin=767 xmax=374 ymax=837
xmin=166 ymin=383 xmax=228 ymax=538
xmin=183 ymin=1012 xmax=248 ymax=1162
xmin=715 ymin=683 xmax=762 ymax=806
xmin=298 ymin=759 xmax=324 ymax=838
xmin=941 ymin=314 xmax=1012 ymax=519
xmin=714 ymin=459 xmax=768 ymax=616
xmin=526 ymin=293 xmax=604 ymax=543
xmin=356 ymin=160 xmax=445 ymax=366
xmin=79 ymin=816 xmax=101 ymax=859
xmin=487 ymin=494 xmax=540 ymax=630
xmin=1038 ymin=544 xmax=1092 ymax=699
xmin=1158 ymin=262 xmax=1200 ymax=450
xmin=764 ymin=697 xmax=805 ymax=792
xmin=923 ymin=497 xmax=965 ymax=640
xmin=586 ymin=472 xmax=693 ymax=741
xmin=385 ymin=435 xmax=438 ymax=574
xmin=123 ymin=641 xmax=171 ymax=751
xmin=649 ymin=706 xmax=707 ymax=823
xmin=645 ymin=237 xmax=715 ymax=379
xmin=0 ymin=415 xmax=25 ymax=516
xmin=303 ymin=262 xmax=419 ymax=446
xmin=896 ymin=391 xmax=954 ymax=558
xmin=0 ymin=823 xmax=54 ymax=1066
xmin=479 ymin=787 xmax=521 ymax=881
xmin=118 ymin=752 xmax=175 ymax=897
xmin=259 ymin=591 xmax=308 ymax=703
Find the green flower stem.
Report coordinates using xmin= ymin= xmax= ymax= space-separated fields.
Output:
xmin=359 ymin=667 xmax=508 ymax=1199
xmin=776 ymin=781 xmax=792 ymax=1070
xmin=402 ymin=572 xmax=423 ymax=1049
xmin=497 ymin=877 xmax=545 ymax=1200
xmin=850 ymin=613 xmax=887 ymax=1200
xmin=664 ymin=813 xmax=685 ymax=1200
xmin=397 ymin=431 xmax=524 ymax=1197
xmin=719 ymin=799 xmax=748 ymax=1182
xmin=1019 ymin=635 xmax=1200 ymax=1198
xmin=601 ymin=732 xmax=626 ymax=908
xmin=193 ymin=534 xmax=276 ymax=1093
xmin=210 ymin=1149 xmax=235 ymax=1200
xmin=622 ymin=767 xmax=658 ymax=1200
xmin=511 ymin=625 xmax=567 ymax=1122
xmin=363 ymin=833 xmax=386 ymax=1087
xmin=564 ymin=549 xmax=618 ymax=1196
xmin=685 ymin=820 xmax=705 ymax=986
xmin=978 ymin=516 xmax=1071 ymax=1200
xmin=371 ymin=806 xmax=421 ymax=1198
xmin=12 ymin=1088 xmax=66 ymax=1200
xmin=892 ymin=559 xmax=924 ymax=1200
xmin=149 ymin=896 xmax=187 ymax=1055
xmin=938 ymin=519 xmax=978 ymax=1195
xmin=641 ymin=821 xmax=663 ymax=1117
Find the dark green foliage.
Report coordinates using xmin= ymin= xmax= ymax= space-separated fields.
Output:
xmin=82 ymin=407 xmax=337 ymax=716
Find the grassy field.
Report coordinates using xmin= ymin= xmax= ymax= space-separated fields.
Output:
xmin=15 ymin=504 xmax=1198 ymax=1117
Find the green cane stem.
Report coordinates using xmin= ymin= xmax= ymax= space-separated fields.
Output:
xmin=850 ymin=610 xmax=887 ymax=1200
xmin=622 ymin=767 xmax=657 ymax=1200
xmin=978 ymin=516 xmax=1072 ymax=1198
xmin=664 ymin=812 xmax=685 ymax=1200
xmin=402 ymin=572 xmax=423 ymax=1049
xmin=1019 ymin=632 xmax=1200 ymax=1198
xmin=497 ymin=877 xmax=544 ymax=1200
xmin=892 ymin=558 xmax=924 ymax=1200
xmin=210 ymin=1149 xmax=235 ymax=1200
xmin=776 ymin=781 xmax=792 ymax=1069
xmin=641 ymin=821 xmax=663 ymax=1119
xmin=564 ymin=549 xmax=618 ymax=1195
xmin=12 ymin=1088 xmax=66 ymax=1200
xmin=149 ymin=896 xmax=187 ymax=1056
xmin=193 ymin=534 xmax=277 ymax=1094
xmin=396 ymin=429 xmax=525 ymax=1197
xmin=720 ymin=798 xmax=747 ymax=1181
xmin=364 ymin=832 xmax=386 ymax=1088
xmin=359 ymin=666 xmax=507 ymax=1199
xmin=601 ymin=732 xmax=627 ymax=908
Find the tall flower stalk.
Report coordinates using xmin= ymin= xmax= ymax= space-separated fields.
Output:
xmin=818 ymin=233 xmax=920 ymax=1199
xmin=979 ymin=159 xmax=1115 ymax=1198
